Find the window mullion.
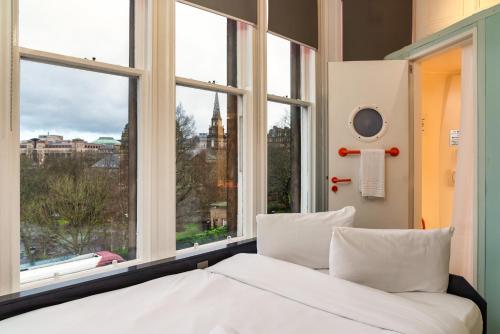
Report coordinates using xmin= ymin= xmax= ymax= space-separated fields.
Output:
xmin=149 ymin=0 xmax=177 ymax=259
xmin=252 ymin=0 xmax=268 ymax=227
xmin=0 ymin=0 xmax=20 ymax=295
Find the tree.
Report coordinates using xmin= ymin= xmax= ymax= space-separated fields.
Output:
xmin=20 ymin=156 xmax=56 ymax=263
xmin=267 ymin=113 xmax=293 ymax=213
xmin=45 ymin=173 xmax=110 ymax=255
xmin=20 ymin=151 xmax=126 ymax=263
xmin=176 ymin=103 xmax=196 ymax=160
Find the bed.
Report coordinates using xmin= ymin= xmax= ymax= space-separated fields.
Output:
xmin=0 ymin=253 xmax=483 ymax=334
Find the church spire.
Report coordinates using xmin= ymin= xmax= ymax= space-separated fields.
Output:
xmin=212 ymin=92 xmax=221 ymax=120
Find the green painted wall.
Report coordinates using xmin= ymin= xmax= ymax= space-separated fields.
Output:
xmin=485 ymin=11 xmax=500 ymax=333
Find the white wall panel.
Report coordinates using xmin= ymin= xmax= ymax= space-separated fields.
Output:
xmin=415 ymin=0 xmax=500 ymax=40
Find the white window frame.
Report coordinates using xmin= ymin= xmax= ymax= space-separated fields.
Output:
xmin=0 ymin=0 xmax=317 ymax=293
xmin=173 ymin=1 xmax=254 ymax=251
xmin=2 ymin=0 xmax=151 ymax=291
xmin=0 ymin=0 xmax=18 ymax=296
xmin=265 ymin=41 xmax=317 ymax=214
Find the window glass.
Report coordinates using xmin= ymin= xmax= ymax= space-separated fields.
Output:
xmin=352 ymin=108 xmax=384 ymax=138
xmin=176 ymin=2 xmax=228 ymax=85
xmin=176 ymin=86 xmax=240 ymax=250
xmin=19 ymin=0 xmax=131 ymax=67
xmin=267 ymin=33 xmax=291 ymax=97
xmin=20 ymin=60 xmax=137 ymax=283
xmin=267 ymin=101 xmax=301 ymax=213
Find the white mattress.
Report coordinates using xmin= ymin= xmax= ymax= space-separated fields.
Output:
xmin=317 ymin=269 xmax=482 ymax=334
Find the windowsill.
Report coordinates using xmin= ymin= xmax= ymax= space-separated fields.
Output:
xmin=18 ymin=236 xmax=252 ymax=292
xmin=0 ymin=237 xmax=257 ymax=321
xmin=176 ymin=236 xmax=247 ymax=257
xmin=20 ymin=258 xmax=144 ymax=291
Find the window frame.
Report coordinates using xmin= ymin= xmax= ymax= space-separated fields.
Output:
xmin=0 ymin=0 xmax=318 ymax=293
xmin=174 ymin=5 xmax=254 ymax=250
xmin=3 ymin=0 xmax=149 ymax=291
xmin=265 ymin=38 xmax=316 ymax=214
xmin=16 ymin=52 xmax=144 ymax=289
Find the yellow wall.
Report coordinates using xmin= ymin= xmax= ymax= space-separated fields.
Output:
xmin=415 ymin=0 xmax=500 ymax=40
xmin=420 ymin=49 xmax=462 ymax=229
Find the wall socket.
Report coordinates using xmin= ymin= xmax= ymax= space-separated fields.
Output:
xmin=197 ymin=260 xmax=209 ymax=269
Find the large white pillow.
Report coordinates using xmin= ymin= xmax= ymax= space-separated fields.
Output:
xmin=256 ymin=207 xmax=356 ymax=269
xmin=329 ymin=227 xmax=453 ymax=293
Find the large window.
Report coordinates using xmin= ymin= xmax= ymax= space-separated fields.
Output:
xmin=175 ymin=2 xmax=248 ymax=250
xmin=266 ymin=34 xmax=313 ymax=213
xmin=17 ymin=0 xmax=138 ymax=285
xmin=0 ymin=0 xmax=317 ymax=293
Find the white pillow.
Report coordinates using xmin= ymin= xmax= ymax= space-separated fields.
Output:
xmin=256 ymin=207 xmax=356 ymax=269
xmin=329 ymin=227 xmax=453 ymax=293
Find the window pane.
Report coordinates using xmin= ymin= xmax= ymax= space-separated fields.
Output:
xmin=176 ymin=2 xmax=245 ymax=86
xmin=267 ymin=33 xmax=291 ymax=97
xmin=176 ymin=86 xmax=240 ymax=250
xmin=267 ymin=101 xmax=301 ymax=213
xmin=19 ymin=0 xmax=131 ymax=67
xmin=20 ymin=60 xmax=137 ymax=283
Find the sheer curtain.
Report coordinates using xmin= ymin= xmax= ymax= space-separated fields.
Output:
xmin=450 ymin=44 xmax=475 ymax=286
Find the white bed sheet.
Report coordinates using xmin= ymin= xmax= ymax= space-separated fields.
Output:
xmin=317 ymin=269 xmax=482 ymax=334
xmin=0 ymin=254 xmax=476 ymax=334
xmin=395 ymin=292 xmax=482 ymax=334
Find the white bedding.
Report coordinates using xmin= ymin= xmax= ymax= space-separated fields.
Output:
xmin=316 ymin=269 xmax=482 ymax=334
xmin=394 ymin=292 xmax=482 ymax=334
xmin=0 ymin=254 xmax=479 ymax=334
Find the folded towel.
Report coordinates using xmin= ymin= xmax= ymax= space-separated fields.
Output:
xmin=359 ymin=149 xmax=385 ymax=198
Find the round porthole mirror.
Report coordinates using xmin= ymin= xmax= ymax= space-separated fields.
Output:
xmin=348 ymin=106 xmax=387 ymax=142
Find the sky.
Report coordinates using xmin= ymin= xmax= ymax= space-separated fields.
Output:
xmin=19 ymin=0 xmax=292 ymax=142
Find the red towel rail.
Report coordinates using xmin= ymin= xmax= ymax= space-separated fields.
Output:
xmin=338 ymin=147 xmax=400 ymax=157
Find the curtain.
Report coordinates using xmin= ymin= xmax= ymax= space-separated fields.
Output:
xmin=450 ymin=44 xmax=475 ymax=286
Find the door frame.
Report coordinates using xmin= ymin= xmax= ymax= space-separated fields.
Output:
xmin=406 ymin=28 xmax=479 ymax=287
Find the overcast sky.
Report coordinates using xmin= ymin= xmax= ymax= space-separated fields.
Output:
xmin=19 ymin=0 xmax=291 ymax=142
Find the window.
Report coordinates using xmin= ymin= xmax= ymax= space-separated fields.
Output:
xmin=19 ymin=0 xmax=131 ymax=67
xmin=266 ymin=34 xmax=314 ymax=213
xmin=267 ymin=33 xmax=291 ymax=97
xmin=13 ymin=0 xmax=140 ymax=286
xmin=350 ymin=107 xmax=387 ymax=141
xmin=19 ymin=61 xmax=138 ymax=284
xmin=0 ymin=0 xmax=318 ymax=293
xmin=176 ymin=87 xmax=241 ymax=250
xmin=267 ymin=102 xmax=302 ymax=213
xmin=175 ymin=2 xmax=251 ymax=250
xmin=176 ymin=2 xmax=228 ymax=85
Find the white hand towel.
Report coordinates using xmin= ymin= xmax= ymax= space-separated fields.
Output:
xmin=359 ymin=149 xmax=385 ymax=198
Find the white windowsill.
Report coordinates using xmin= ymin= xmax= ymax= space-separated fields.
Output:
xmin=175 ymin=236 xmax=248 ymax=257
xmin=20 ymin=236 xmax=250 ymax=291
xmin=20 ymin=258 xmax=144 ymax=291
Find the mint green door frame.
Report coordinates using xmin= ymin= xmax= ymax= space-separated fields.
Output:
xmin=388 ymin=23 xmax=483 ymax=293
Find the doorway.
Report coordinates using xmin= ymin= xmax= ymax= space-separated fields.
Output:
xmin=413 ymin=40 xmax=476 ymax=285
